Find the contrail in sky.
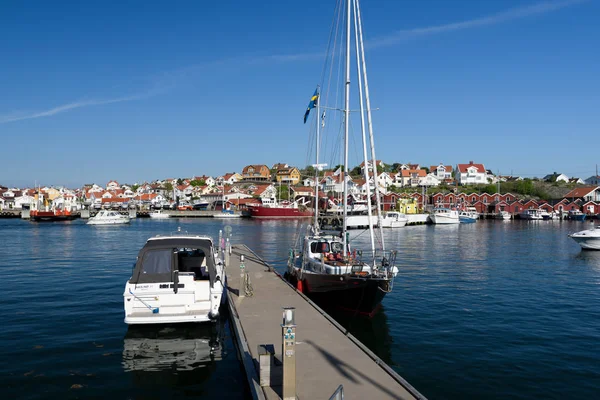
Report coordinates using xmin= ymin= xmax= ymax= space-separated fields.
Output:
xmin=0 ymin=95 xmax=141 ymax=124
xmin=0 ymin=0 xmax=588 ymax=124
xmin=368 ymin=0 xmax=589 ymax=48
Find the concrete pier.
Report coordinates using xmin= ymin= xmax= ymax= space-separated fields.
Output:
xmin=226 ymin=244 xmax=425 ymax=400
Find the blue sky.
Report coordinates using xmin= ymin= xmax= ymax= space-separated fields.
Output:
xmin=1 ymin=0 xmax=598 ymax=188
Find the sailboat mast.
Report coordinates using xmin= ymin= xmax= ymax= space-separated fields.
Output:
xmin=313 ymin=86 xmax=321 ymax=229
xmin=352 ymin=0 xmax=376 ymax=259
xmin=355 ymin=0 xmax=385 ymax=252
xmin=342 ymin=0 xmax=351 ymax=250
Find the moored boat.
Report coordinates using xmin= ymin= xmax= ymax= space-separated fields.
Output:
xmin=519 ymin=209 xmax=543 ymax=220
xmin=149 ymin=209 xmax=171 ymax=219
xmin=458 ymin=211 xmax=478 ymax=223
xmin=496 ymin=210 xmax=511 ymax=220
xmin=248 ymin=201 xmax=313 ymax=219
xmin=568 ymin=226 xmax=600 ymax=250
xmin=429 ymin=207 xmax=459 ymax=224
xmin=568 ymin=210 xmax=586 ymax=221
xmin=123 ymin=233 xmax=225 ymax=324
xmin=286 ymin=0 xmax=399 ymax=317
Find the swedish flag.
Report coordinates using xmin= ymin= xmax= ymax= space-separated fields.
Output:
xmin=303 ymin=87 xmax=319 ymax=124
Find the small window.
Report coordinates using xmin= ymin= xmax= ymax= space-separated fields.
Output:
xmin=142 ymin=249 xmax=172 ymax=274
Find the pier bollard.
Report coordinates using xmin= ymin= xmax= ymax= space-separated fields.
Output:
xmin=239 ymin=255 xmax=245 ymax=298
xmin=282 ymin=307 xmax=296 ymax=400
xmin=225 ymin=238 xmax=230 ymax=267
xmin=257 ymin=344 xmax=275 ymax=387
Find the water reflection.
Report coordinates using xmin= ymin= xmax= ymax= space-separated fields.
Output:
xmin=122 ymin=320 xmax=224 ymax=386
xmin=324 ymin=306 xmax=394 ymax=366
xmin=575 ymin=250 xmax=600 ymax=271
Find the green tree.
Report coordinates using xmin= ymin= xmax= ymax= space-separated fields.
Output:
xmin=277 ymin=184 xmax=290 ymax=201
xmin=164 ymin=182 xmax=173 ymax=192
xmin=176 ymin=178 xmax=183 ymax=185
xmin=131 ymin=184 xmax=139 ymax=192
xmin=190 ymin=179 xmax=205 ymax=187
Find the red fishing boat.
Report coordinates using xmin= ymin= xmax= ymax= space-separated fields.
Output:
xmin=247 ymin=200 xmax=313 ymax=219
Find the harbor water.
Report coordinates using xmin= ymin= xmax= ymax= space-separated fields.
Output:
xmin=1 ymin=218 xmax=599 ymax=399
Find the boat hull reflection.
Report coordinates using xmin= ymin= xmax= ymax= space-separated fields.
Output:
xmin=122 ymin=321 xmax=223 ymax=388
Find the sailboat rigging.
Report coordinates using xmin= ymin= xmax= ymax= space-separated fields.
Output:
xmin=286 ymin=0 xmax=399 ymax=316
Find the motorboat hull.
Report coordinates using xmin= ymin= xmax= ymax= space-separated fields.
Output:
xmin=429 ymin=214 xmax=459 ymax=224
xmin=569 ymin=226 xmax=600 ymax=250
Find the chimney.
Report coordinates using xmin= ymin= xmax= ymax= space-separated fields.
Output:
xmin=469 ymin=161 xmax=473 ymax=165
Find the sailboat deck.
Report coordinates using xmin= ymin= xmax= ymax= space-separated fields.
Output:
xmin=226 ymin=244 xmax=424 ymax=400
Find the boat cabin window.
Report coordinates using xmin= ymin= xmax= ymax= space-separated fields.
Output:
xmin=141 ymin=249 xmax=172 ymax=274
xmin=330 ymin=242 xmax=344 ymax=254
xmin=310 ymin=241 xmax=330 ymax=253
xmin=177 ymin=248 xmax=208 ymax=280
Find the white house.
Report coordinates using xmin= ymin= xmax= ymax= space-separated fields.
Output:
xmin=430 ymin=163 xmax=452 ymax=180
xmin=106 ymin=180 xmax=120 ymax=190
xmin=456 ymin=161 xmax=487 ymax=185
xmin=423 ymin=173 xmax=441 ymax=187
xmin=14 ymin=194 xmax=35 ymax=209
xmin=543 ymin=173 xmax=569 ymax=183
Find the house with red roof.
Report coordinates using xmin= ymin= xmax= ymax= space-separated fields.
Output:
xmin=430 ymin=163 xmax=453 ymax=180
xmin=106 ymin=180 xmax=120 ymax=190
xmin=582 ymin=201 xmax=599 ymax=215
xmin=399 ymin=169 xmax=427 ymax=187
xmin=563 ymin=186 xmax=600 ymax=202
xmin=456 ymin=161 xmax=487 ymax=185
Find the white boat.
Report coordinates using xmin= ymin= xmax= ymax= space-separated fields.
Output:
xmin=380 ymin=211 xmax=408 ymax=228
xmin=429 ymin=208 xmax=459 ymax=224
xmin=213 ymin=210 xmax=240 ymax=218
xmin=520 ymin=209 xmax=543 ymax=220
xmin=123 ymin=234 xmax=225 ymax=324
xmin=87 ymin=209 xmax=130 ymax=225
xmin=149 ymin=210 xmax=171 ymax=219
xmin=540 ymin=210 xmax=558 ymax=220
xmin=286 ymin=0 xmax=399 ymax=316
xmin=458 ymin=211 xmax=478 ymax=223
xmin=568 ymin=226 xmax=600 ymax=250
xmin=496 ymin=210 xmax=511 ymax=220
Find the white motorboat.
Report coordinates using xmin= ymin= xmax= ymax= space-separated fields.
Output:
xmin=213 ymin=210 xmax=241 ymax=219
xmin=380 ymin=211 xmax=408 ymax=228
xmin=429 ymin=208 xmax=460 ymax=224
xmin=149 ymin=210 xmax=171 ymax=219
xmin=519 ymin=209 xmax=543 ymax=220
xmin=123 ymin=234 xmax=225 ymax=324
xmin=540 ymin=210 xmax=558 ymax=220
xmin=568 ymin=226 xmax=600 ymax=250
xmin=496 ymin=210 xmax=511 ymax=220
xmin=87 ymin=209 xmax=130 ymax=225
xmin=458 ymin=211 xmax=478 ymax=223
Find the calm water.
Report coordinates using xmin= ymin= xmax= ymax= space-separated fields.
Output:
xmin=1 ymin=217 xmax=599 ymax=399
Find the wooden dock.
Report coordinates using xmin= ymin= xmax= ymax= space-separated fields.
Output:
xmin=226 ymin=244 xmax=425 ymax=400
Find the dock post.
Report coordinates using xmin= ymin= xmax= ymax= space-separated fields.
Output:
xmin=282 ymin=307 xmax=297 ymax=400
xmin=225 ymin=238 xmax=230 ymax=267
xmin=239 ymin=255 xmax=245 ymax=298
